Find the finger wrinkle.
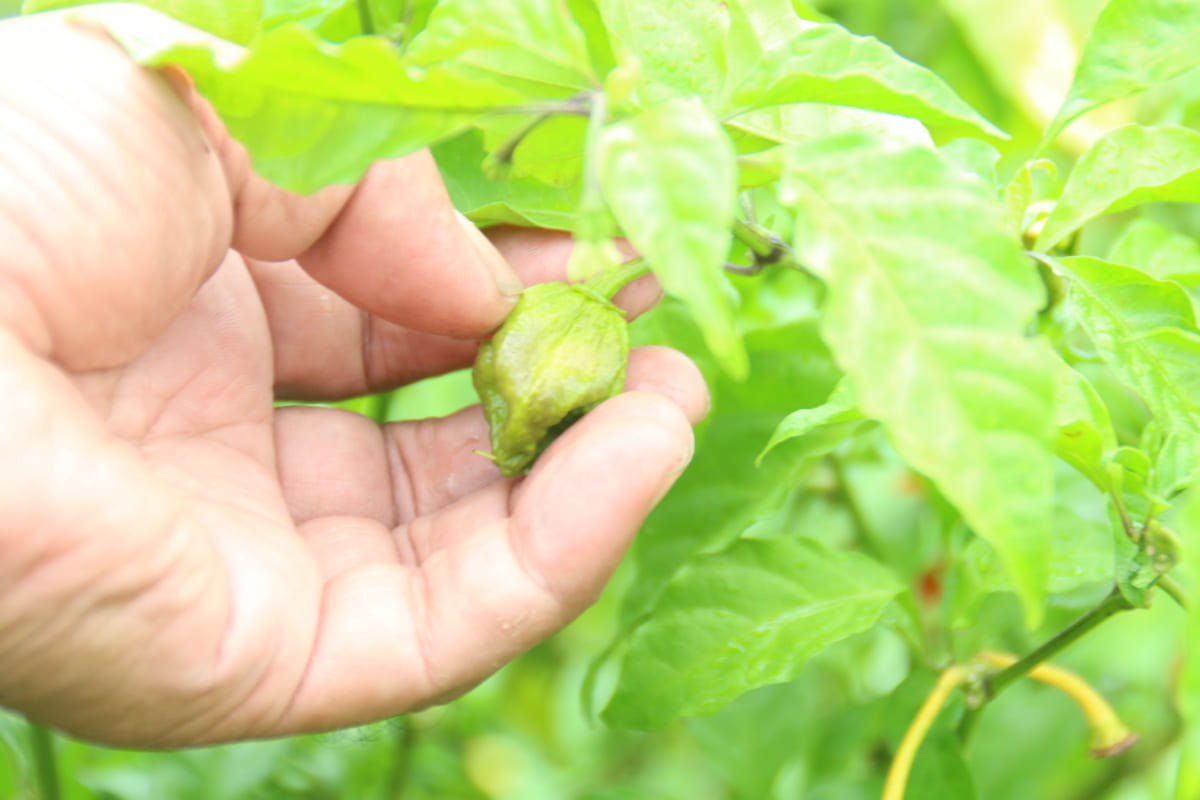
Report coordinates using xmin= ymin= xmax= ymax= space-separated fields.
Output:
xmin=384 ymin=422 xmax=420 ymax=524
xmin=402 ymin=568 xmax=441 ymax=699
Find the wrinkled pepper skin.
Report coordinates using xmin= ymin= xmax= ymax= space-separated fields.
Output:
xmin=473 ymin=281 xmax=630 ymax=476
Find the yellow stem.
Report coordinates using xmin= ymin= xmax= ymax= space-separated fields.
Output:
xmin=882 ymin=666 xmax=970 ymax=800
xmin=977 ymin=651 xmax=1137 ymax=757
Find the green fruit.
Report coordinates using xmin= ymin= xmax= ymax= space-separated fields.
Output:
xmin=473 ymin=281 xmax=630 ymax=476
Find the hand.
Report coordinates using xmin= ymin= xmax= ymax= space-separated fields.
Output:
xmin=0 ymin=12 xmax=706 ymax=747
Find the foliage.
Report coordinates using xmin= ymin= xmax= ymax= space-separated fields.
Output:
xmin=6 ymin=0 xmax=1200 ymax=797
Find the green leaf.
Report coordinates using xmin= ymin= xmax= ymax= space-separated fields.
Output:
xmin=1177 ymin=488 xmax=1200 ymax=798
xmin=1054 ymin=358 xmax=1118 ymax=493
xmin=905 ymin=729 xmax=978 ymax=800
xmin=940 ymin=138 xmax=1001 ymax=190
xmin=599 ymin=98 xmax=745 ymax=376
xmin=406 ymin=0 xmax=597 ymax=95
xmin=602 ymin=537 xmax=903 ymax=729
xmin=684 ymin=677 xmax=820 ymax=799
xmin=1108 ymin=217 xmax=1200 ymax=285
xmin=479 ymin=113 xmax=589 ymax=187
xmin=598 ymin=0 xmax=729 ymax=102
xmin=258 ymin=0 xmax=438 ymax=44
xmin=781 ymin=134 xmax=1055 ymax=626
xmin=1004 ymin=159 xmax=1058 ymax=242
xmin=949 ymin=464 xmax=1115 ymax=627
xmin=25 ymin=0 xmax=263 ymax=43
xmin=1038 ymin=125 xmax=1200 ymax=251
xmin=1045 ymin=0 xmax=1200 ymax=143
xmin=87 ymin=5 xmax=530 ymax=193
xmin=260 ymin=0 xmax=359 ymax=42
xmin=727 ymin=103 xmax=935 ymax=154
xmin=757 ymin=379 xmax=865 ymax=464
xmin=721 ymin=22 xmax=1006 ymax=142
xmin=617 ymin=316 xmax=842 ymax=627
xmin=1056 ymin=255 xmax=1200 ymax=494
xmin=435 ymin=130 xmax=580 ymax=228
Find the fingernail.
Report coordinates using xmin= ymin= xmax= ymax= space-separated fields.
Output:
xmin=456 ymin=211 xmax=524 ymax=297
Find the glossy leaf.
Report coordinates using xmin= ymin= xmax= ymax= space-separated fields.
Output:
xmin=1057 ymin=255 xmax=1200 ymax=494
xmin=618 ymin=317 xmax=842 ymax=626
xmin=260 ymin=0 xmax=359 ymax=42
xmin=258 ymin=0 xmax=437 ymax=43
xmin=722 ymin=22 xmax=1006 ymax=141
xmin=949 ymin=465 xmax=1115 ymax=627
xmin=941 ymin=138 xmax=1001 ymax=189
xmin=782 ymin=134 xmax=1055 ymax=625
xmin=728 ymin=103 xmax=934 ymax=154
xmin=1038 ymin=125 xmax=1200 ymax=251
xmin=599 ymin=98 xmax=744 ymax=376
xmin=406 ymin=0 xmax=597 ymax=95
xmin=1108 ymin=217 xmax=1200 ymax=285
xmin=1045 ymin=0 xmax=1200 ymax=142
xmin=1054 ymin=358 xmax=1117 ymax=493
xmin=758 ymin=378 xmax=865 ymax=464
xmin=435 ymin=130 xmax=579 ymax=229
xmin=87 ymin=5 xmax=529 ymax=193
xmin=598 ymin=0 xmax=728 ymax=102
xmin=602 ymin=537 xmax=902 ymax=729
xmin=1177 ymin=488 xmax=1200 ymax=798
xmin=25 ymin=0 xmax=263 ymax=42
xmin=1004 ymin=159 xmax=1058 ymax=242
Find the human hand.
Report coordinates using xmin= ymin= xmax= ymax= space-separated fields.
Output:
xmin=0 ymin=12 xmax=706 ymax=747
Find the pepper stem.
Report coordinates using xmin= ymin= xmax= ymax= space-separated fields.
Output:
xmin=585 ymin=257 xmax=650 ymax=300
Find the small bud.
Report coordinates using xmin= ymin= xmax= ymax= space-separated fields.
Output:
xmin=473 ymin=281 xmax=630 ymax=476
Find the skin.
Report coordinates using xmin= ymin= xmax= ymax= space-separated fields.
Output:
xmin=0 ymin=12 xmax=708 ymax=747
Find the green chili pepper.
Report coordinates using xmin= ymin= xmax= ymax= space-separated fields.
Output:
xmin=473 ymin=281 xmax=630 ymax=476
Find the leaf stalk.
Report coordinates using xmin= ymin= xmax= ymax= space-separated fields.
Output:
xmin=586 ymin=258 xmax=650 ymax=300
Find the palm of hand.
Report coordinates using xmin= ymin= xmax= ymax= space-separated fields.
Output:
xmin=0 ymin=13 xmax=703 ymax=747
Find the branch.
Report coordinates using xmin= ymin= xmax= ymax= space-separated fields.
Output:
xmin=957 ymin=587 xmax=1132 ymax=743
xmin=977 ymin=652 xmax=1137 ymax=757
xmin=1156 ymin=574 xmax=1192 ymax=611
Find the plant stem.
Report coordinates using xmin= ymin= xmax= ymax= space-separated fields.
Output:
xmin=731 ymin=219 xmax=790 ymax=272
xmin=990 ymin=590 xmax=1130 ymax=696
xmin=355 ymin=0 xmax=375 ymax=34
xmin=883 ymin=666 xmax=970 ymax=800
xmin=384 ymin=717 xmax=417 ymax=799
xmin=570 ymin=90 xmax=611 ymax=252
xmin=977 ymin=651 xmax=1136 ymax=757
xmin=957 ymin=587 xmax=1132 ymax=743
xmin=586 ymin=258 xmax=649 ymax=300
xmin=1157 ymin=574 xmax=1191 ymax=610
xmin=489 ymin=113 xmax=554 ymax=168
xmin=829 ymin=455 xmax=885 ymax=562
xmin=27 ymin=722 xmax=61 ymax=800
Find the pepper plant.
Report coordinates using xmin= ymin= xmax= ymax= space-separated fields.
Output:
xmin=8 ymin=0 xmax=1200 ymax=797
